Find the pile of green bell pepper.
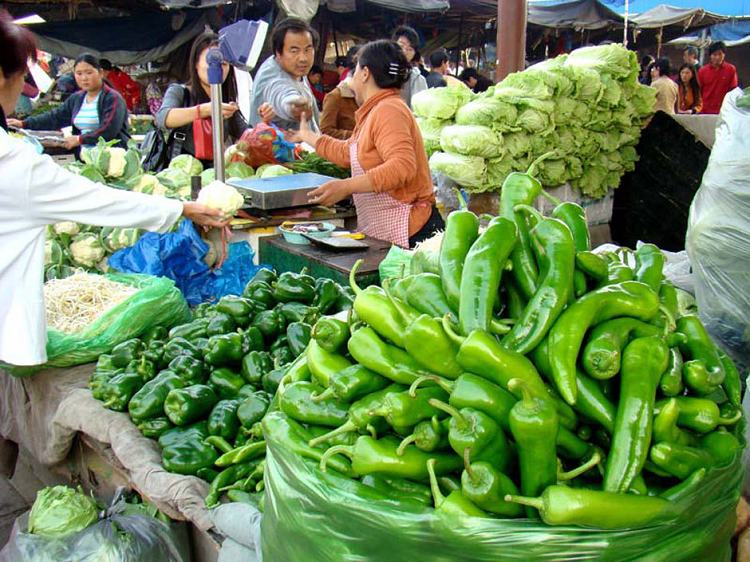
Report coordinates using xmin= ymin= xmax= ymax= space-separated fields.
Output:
xmin=89 ymin=266 xmax=354 ymax=508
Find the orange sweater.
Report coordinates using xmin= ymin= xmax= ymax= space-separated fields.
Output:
xmin=316 ymin=89 xmax=434 ymax=236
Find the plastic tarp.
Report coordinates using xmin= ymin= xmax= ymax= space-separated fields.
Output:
xmin=630 ymin=5 xmax=727 ymax=30
xmin=27 ymin=11 xmax=210 ymax=65
xmin=520 ymin=0 xmax=625 ymax=29
xmin=363 ymin=0 xmax=449 ymax=13
xmin=599 ymin=0 xmax=750 ymax=18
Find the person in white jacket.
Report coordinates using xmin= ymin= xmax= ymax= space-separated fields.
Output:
xmin=0 ymin=12 xmax=227 ymax=367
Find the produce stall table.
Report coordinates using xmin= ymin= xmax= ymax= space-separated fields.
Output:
xmin=258 ymin=234 xmax=391 ymax=287
xmin=0 ymin=365 xmax=220 ymax=562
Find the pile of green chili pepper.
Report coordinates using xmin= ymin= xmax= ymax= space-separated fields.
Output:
xmin=89 ymin=267 xmax=353 ymax=508
xmin=269 ymin=164 xmax=744 ymax=531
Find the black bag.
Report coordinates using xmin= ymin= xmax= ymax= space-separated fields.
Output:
xmin=140 ymin=127 xmax=185 ymax=172
xmin=140 ymin=85 xmax=189 ymax=173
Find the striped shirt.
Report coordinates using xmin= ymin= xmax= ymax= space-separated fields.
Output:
xmin=73 ymin=93 xmax=101 ymax=145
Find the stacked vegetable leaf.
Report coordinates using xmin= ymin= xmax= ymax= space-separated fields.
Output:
xmin=429 ymin=44 xmax=657 ymax=198
xmin=413 ymin=86 xmax=475 ymax=158
xmin=270 ymin=163 xmax=744 ymax=529
xmin=89 ymin=268 xmax=354 ymax=507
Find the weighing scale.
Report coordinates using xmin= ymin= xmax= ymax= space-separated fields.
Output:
xmin=227 ymin=172 xmax=336 ymax=210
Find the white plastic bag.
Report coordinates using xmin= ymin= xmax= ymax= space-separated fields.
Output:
xmin=686 ymin=88 xmax=750 ymax=369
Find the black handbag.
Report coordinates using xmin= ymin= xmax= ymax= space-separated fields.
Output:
xmin=140 ymin=127 xmax=186 ymax=172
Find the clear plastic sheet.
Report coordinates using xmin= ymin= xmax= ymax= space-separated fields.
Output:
xmin=261 ymin=428 xmax=742 ymax=562
xmin=0 ymin=490 xmax=190 ymax=562
xmin=686 ymin=88 xmax=750 ymax=369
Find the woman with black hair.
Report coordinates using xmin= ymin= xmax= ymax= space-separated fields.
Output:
xmin=291 ymin=40 xmax=443 ymax=248
xmin=677 ymin=63 xmax=703 ymax=114
xmin=8 ymin=53 xmax=129 ymax=151
xmin=156 ymin=32 xmax=272 ymax=165
xmin=392 ymin=25 xmax=428 ymax=109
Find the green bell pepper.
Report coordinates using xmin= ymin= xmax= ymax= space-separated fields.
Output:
xmin=252 ymin=309 xmax=286 ymax=341
xmin=129 ymin=371 xmax=185 ymax=422
xmin=313 ymin=277 xmax=340 ymax=314
xmin=243 ymin=281 xmax=276 ymax=310
xmin=273 ymin=270 xmax=316 ymax=303
xmin=111 ymin=338 xmax=144 ymax=369
xmin=216 ymin=295 xmax=255 ymax=325
xmin=246 ymin=267 xmax=277 ymax=287
xmin=158 ymin=420 xmax=208 ymax=449
xmin=205 ymin=332 xmax=247 ymax=367
xmin=277 ymin=301 xmax=318 ymax=324
xmin=168 ymin=355 xmax=206 ymax=385
xmin=286 ymin=322 xmax=312 ymax=357
xmin=262 ymin=365 xmax=288 ymax=393
xmin=168 ymin=319 xmax=209 ymax=341
xmin=240 ymin=351 xmax=272 ymax=385
xmin=205 ymin=312 xmax=237 ymax=337
xmin=162 ymin=438 xmax=218 ymax=475
xmin=162 ymin=337 xmax=202 ymax=364
xmin=207 ymin=399 xmax=241 ymax=440
xmin=141 ymin=325 xmax=168 ymax=345
xmin=98 ymin=371 xmax=143 ymax=411
xmin=209 ymin=368 xmax=246 ymax=399
xmin=164 ymin=384 xmax=218 ymax=426
xmin=237 ymin=392 xmax=271 ymax=428
xmin=137 ymin=416 xmax=173 ymax=439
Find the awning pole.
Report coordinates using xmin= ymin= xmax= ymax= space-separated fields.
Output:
xmin=456 ymin=13 xmax=464 ymax=77
xmin=496 ymin=0 xmax=527 ymax=82
xmin=623 ymin=0 xmax=629 ymax=47
xmin=657 ymin=26 xmax=663 ymax=57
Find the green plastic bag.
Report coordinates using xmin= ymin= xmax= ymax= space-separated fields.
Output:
xmin=261 ymin=416 xmax=743 ymax=562
xmin=378 ymin=246 xmax=413 ymax=283
xmin=10 ymin=274 xmax=189 ymax=376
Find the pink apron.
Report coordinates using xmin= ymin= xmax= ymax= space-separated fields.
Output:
xmin=349 ymin=141 xmax=427 ymax=248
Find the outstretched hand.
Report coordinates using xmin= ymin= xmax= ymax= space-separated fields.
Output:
xmin=182 ymin=202 xmax=231 ymax=229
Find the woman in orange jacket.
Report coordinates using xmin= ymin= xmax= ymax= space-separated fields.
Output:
xmin=291 ymin=40 xmax=443 ymax=248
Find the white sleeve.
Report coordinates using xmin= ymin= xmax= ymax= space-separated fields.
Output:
xmin=24 ymin=150 xmax=183 ymax=231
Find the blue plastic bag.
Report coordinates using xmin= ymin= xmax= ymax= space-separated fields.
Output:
xmin=108 ymin=220 xmax=264 ymax=305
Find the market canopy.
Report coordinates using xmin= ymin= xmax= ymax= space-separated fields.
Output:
xmin=630 ymin=5 xmax=727 ymax=29
xmin=524 ymin=0 xmax=626 ymax=30
xmin=27 ymin=10 xmax=211 ymax=65
xmin=599 ymin=0 xmax=750 ymax=17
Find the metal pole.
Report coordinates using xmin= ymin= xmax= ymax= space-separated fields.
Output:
xmin=456 ymin=13 xmax=464 ymax=77
xmin=623 ymin=0 xmax=629 ymax=47
xmin=496 ymin=0 xmax=527 ymax=82
xmin=207 ymin=48 xmax=226 ymax=183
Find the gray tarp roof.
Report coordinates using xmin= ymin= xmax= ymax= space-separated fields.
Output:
xmin=630 ymin=5 xmax=727 ymax=29
xmin=526 ymin=0 xmax=625 ymax=29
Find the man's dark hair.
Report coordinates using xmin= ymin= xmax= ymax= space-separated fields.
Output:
xmin=345 ymin=44 xmax=360 ymax=71
xmin=357 ymin=39 xmax=411 ymax=90
xmin=708 ymin=41 xmax=726 ymax=55
xmin=654 ymin=57 xmax=670 ymax=77
xmin=392 ymin=25 xmax=421 ymax=63
xmin=310 ymin=64 xmax=323 ymax=75
xmin=429 ymin=49 xmax=449 ymax=69
xmin=459 ymin=68 xmax=478 ymax=82
xmin=334 ymin=56 xmax=347 ymax=68
xmin=271 ymin=17 xmax=319 ymax=56
xmin=684 ymin=46 xmax=698 ymax=58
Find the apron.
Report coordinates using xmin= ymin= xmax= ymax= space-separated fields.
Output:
xmin=349 ymin=141 xmax=428 ymax=248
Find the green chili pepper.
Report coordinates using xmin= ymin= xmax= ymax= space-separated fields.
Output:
xmin=306 ymin=339 xmax=352 ymax=387
xmin=279 ymin=381 xmax=349 ymax=427
xmin=551 ymin=203 xmax=589 ymax=299
xmin=701 ymin=428 xmax=741 ymax=465
xmin=604 ymin=336 xmax=669 ymax=493
xmin=601 ymin=261 xmax=635 ymax=287
xmin=320 ymin=435 xmax=463 ymax=480
xmin=505 ymin=486 xmax=677 ymax=529
xmin=262 ymin=411 xmax=353 ymax=476
xmin=634 ymin=243 xmax=665 ymax=292
xmin=128 ymin=371 xmax=185 ymax=422
xmin=168 ymin=355 xmax=206 ymax=385
xmin=655 ymin=396 xmax=741 ymax=434
xmin=507 ymin=378 xmax=559 ymax=517
xmin=98 ymin=371 xmax=143 ymax=411
xmin=162 ymin=337 xmax=201 ymax=364
xmin=581 ymin=318 xmax=661 ymax=380
xmin=205 ymin=332 xmax=247 ymax=367
xmin=164 ymin=384 xmax=218 ymax=426
xmin=252 ymin=309 xmax=286 ymax=340
xmin=196 ymin=467 xmax=220 ymax=483
xmin=273 ymin=270 xmax=316 ymax=303
xmin=311 ymin=317 xmax=350 ymax=354
xmin=206 ymin=461 xmax=258 ymax=507
xmin=429 ymin=399 xmax=512 ymax=472
xmin=306 ymin=385 xmax=405 ymax=448
xmin=243 ymin=280 xmax=276 ymax=310
xmin=307 ymin=425 xmax=357 ymax=447
xmin=445 ymin=322 xmax=548 ymax=400
xmin=411 ymin=246 xmax=440 ymax=275
xmin=313 ymin=277 xmax=340 ymax=314
xmin=206 ymin=399 xmax=241 ymax=440
xmin=461 ymin=461 xmax=522 ymax=517
xmin=682 ymin=359 xmax=724 ymax=396
xmin=286 ymin=322 xmax=312 ymax=357
xmin=215 ymin=440 xmax=267 ymax=467
xmin=718 ymin=351 xmax=742 ymax=408
xmin=111 ymin=338 xmax=145 ymax=369
xmin=370 ymin=386 xmax=448 ymax=429
xmin=237 ymin=392 xmax=271 ymax=428
xmin=204 ymin=435 xmax=234 ymax=454
xmin=649 ymin=442 xmax=715 ymax=480
xmin=396 ymin=416 xmax=450 ymax=456
xmin=284 ymin=353 xmax=311 ymax=384
xmin=360 ymin=474 xmax=432 ymax=505
xmin=136 ymin=417 xmax=173 ymax=439
xmin=439 ymin=208 xmax=480 ymax=310
xmin=394 ymin=273 xmax=457 ymax=320
xmin=168 ymin=319 xmax=209 ymax=342
xmin=349 ymin=260 xmax=413 ymax=348
xmin=659 ymin=347 xmax=685 ymax=397
xmin=348 ymin=326 xmax=430 ymax=385
xmin=502 ymin=217 xmax=575 ymax=354
xmin=652 ymin=398 xmax=697 ymax=446
xmin=575 ymin=251 xmax=608 ymax=281
xmin=660 ymin=468 xmax=707 ymax=502
xmin=546 ymin=281 xmax=661 ymax=405
xmin=675 ymin=314 xmax=725 ymax=388
xmin=205 ymin=312 xmax=237 ymax=337
xmin=427 ymin=458 xmax=487 ymax=518
xmin=458 ymin=217 xmax=517 ymax=336
xmin=312 ymin=364 xmax=389 ymax=403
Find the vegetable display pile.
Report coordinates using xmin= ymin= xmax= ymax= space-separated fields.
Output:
xmin=421 ymin=44 xmax=656 ymax=198
xmin=44 ymin=272 xmax=137 ymax=333
xmin=269 ymin=161 xmax=744 ymax=530
xmin=88 ymin=268 xmax=354 ymax=508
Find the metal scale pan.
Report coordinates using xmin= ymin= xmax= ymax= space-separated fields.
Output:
xmin=227 ymin=172 xmax=336 ymax=210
